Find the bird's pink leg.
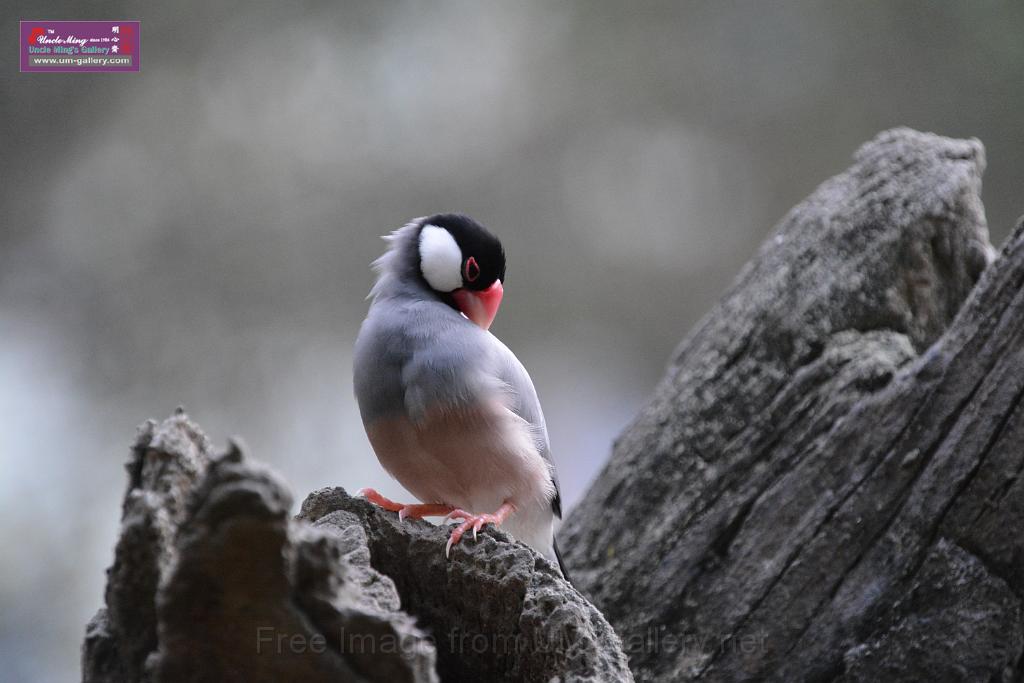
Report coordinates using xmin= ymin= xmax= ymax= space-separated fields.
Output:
xmin=356 ymin=487 xmax=405 ymax=511
xmin=356 ymin=488 xmax=454 ymax=522
xmin=397 ymin=503 xmax=456 ymax=522
xmin=443 ymin=502 xmax=516 ymax=557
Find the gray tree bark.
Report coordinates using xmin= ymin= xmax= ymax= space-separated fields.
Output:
xmin=83 ymin=128 xmax=1024 ymax=682
xmin=561 ymin=127 xmax=1023 ymax=682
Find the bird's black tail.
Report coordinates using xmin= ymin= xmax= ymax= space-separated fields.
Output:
xmin=552 ymin=536 xmax=572 ymax=586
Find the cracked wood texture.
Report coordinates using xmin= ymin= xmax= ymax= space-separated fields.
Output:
xmin=560 ymin=127 xmax=1024 ymax=681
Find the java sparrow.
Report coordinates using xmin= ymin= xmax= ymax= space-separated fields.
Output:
xmin=353 ymin=213 xmax=569 ymax=578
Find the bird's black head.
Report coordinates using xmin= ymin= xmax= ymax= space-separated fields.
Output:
xmin=418 ymin=213 xmax=505 ymax=291
xmin=417 ymin=213 xmax=506 ymax=329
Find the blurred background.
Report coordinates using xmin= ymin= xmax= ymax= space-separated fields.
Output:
xmin=2 ymin=2 xmax=1022 ymax=680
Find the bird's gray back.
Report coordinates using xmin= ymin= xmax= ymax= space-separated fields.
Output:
xmin=355 ymin=297 xmax=497 ymax=424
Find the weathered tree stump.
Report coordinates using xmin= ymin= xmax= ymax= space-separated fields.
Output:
xmin=561 ymin=127 xmax=1024 ymax=681
xmin=83 ymin=128 xmax=1024 ymax=682
xmin=82 ymin=413 xmax=629 ymax=682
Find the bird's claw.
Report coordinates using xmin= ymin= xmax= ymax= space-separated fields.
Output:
xmin=442 ymin=508 xmax=473 ymax=524
xmin=442 ymin=503 xmax=515 ymax=558
xmin=445 ymin=514 xmax=494 ymax=554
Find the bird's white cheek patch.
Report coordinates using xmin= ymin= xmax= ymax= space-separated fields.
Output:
xmin=419 ymin=225 xmax=463 ymax=292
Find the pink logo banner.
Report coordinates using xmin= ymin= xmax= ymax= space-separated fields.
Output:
xmin=20 ymin=20 xmax=140 ymax=72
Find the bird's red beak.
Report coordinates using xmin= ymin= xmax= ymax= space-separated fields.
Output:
xmin=452 ymin=280 xmax=503 ymax=330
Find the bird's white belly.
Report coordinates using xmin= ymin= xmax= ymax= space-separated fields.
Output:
xmin=365 ymin=400 xmax=554 ymax=522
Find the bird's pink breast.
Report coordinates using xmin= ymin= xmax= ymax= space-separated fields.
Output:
xmin=365 ymin=400 xmax=553 ymax=520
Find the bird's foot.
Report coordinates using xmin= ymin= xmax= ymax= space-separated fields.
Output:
xmin=443 ymin=502 xmax=516 ymax=557
xmin=356 ymin=489 xmax=454 ymax=522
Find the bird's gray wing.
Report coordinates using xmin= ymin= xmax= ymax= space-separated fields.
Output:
xmin=489 ymin=337 xmax=563 ymax=518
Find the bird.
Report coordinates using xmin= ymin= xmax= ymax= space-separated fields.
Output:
xmin=352 ymin=213 xmax=569 ymax=579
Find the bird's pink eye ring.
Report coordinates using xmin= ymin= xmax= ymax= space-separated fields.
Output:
xmin=464 ymin=256 xmax=480 ymax=282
